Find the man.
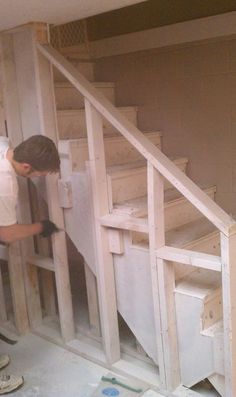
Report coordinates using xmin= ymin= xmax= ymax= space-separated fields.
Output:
xmin=0 ymin=134 xmax=60 ymax=393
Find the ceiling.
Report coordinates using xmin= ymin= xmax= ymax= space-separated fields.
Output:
xmin=0 ymin=0 xmax=144 ymax=32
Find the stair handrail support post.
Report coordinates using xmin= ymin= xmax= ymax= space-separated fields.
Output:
xmin=221 ymin=229 xmax=236 ymax=397
xmin=32 ymin=23 xmax=75 ymax=342
xmin=0 ymin=30 xmax=41 ymax=334
xmin=148 ymin=162 xmax=180 ymax=390
xmin=84 ymin=99 xmax=120 ymax=364
xmin=2 ymin=22 xmax=74 ymax=341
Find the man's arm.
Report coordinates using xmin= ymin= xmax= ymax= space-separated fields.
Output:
xmin=0 ymin=223 xmax=43 ymax=244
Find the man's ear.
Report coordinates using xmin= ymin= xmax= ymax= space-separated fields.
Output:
xmin=21 ymin=163 xmax=32 ymax=174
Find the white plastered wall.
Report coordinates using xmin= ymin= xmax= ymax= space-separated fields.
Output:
xmin=95 ymin=37 xmax=236 ymax=215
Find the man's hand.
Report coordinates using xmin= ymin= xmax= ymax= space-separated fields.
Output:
xmin=40 ymin=220 xmax=59 ymax=238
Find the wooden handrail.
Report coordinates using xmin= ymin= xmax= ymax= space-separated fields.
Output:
xmin=37 ymin=43 xmax=236 ymax=237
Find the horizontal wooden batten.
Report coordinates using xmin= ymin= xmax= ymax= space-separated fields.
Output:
xmin=27 ymin=254 xmax=55 ymax=272
xmin=100 ymin=214 xmax=148 ymax=233
xmin=156 ymin=246 xmax=222 ymax=272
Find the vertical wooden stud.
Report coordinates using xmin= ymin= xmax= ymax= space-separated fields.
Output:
xmin=85 ymin=99 xmax=120 ymax=364
xmin=3 ymin=24 xmax=74 ymax=341
xmin=30 ymin=183 xmax=57 ymax=317
xmin=0 ymin=262 xmax=8 ymax=323
xmin=0 ymin=32 xmax=37 ymax=333
xmin=148 ymin=162 xmax=180 ymax=390
xmin=84 ymin=262 xmax=101 ymax=336
xmin=221 ymin=231 xmax=236 ymax=397
xmin=32 ymin=25 xmax=74 ymax=342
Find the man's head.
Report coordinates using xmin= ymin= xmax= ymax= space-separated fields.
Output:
xmin=12 ymin=135 xmax=60 ymax=177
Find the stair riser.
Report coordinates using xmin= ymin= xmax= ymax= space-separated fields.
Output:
xmin=108 ymin=159 xmax=188 ymax=205
xmin=55 ymin=84 xmax=115 ymax=109
xmin=57 ymin=107 xmax=138 ymax=139
xmin=175 ymin=232 xmax=222 ymax=329
xmin=53 ymin=61 xmax=94 ymax=82
xmin=175 ymin=292 xmax=215 ymax=386
xmin=64 ymin=132 xmax=161 ymax=171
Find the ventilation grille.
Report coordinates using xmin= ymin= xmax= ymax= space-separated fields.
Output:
xmin=50 ymin=20 xmax=88 ymax=49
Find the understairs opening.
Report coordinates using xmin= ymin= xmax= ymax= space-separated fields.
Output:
xmin=190 ymin=379 xmax=221 ymax=396
xmin=0 ymin=259 xmax=14 ymax=325
xmin=118 ymin=313 xmax=155 ymax=365
xmin=66 ymin=237 xmax=157 ymax=367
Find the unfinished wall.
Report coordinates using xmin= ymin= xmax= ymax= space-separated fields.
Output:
xmin=86 ymin=0 xmax=236 ymax=41
xmin=95 ymin=38 xmax=236 ymax=215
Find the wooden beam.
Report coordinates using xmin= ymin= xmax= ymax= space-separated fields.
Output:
xmin=108 ymin=229 xmax=124 ymax=255
xmin=85 ymin=100 xmax=120 ymax=364
xmin=27 ymin=255 xmax=55 ymax=272
xmin=0 ymin=32 xmax=38 ymax=333
xmin=6 ymin=24 xmax=74 ymax=341
xmin=156 ymin=246 xmax=222 ymax=272
xmin=100 ymin=214 xmax=148 ymax=233
xmin=0 ymin=262 xmax=8 ymax=323
xmin=84 ymin=262 xmax=101 ymax=337
xmin=29 ymin=184 xmax=56 ymax=317
xmin=148 ymin=162 xmax=180 ymax=390
xmin=8 ymin=243 xmax=29 ymax=333
xmin=221 ymin=231 xmax=236 ymax=396
xmin=0 ymin=245 xmax=8 ymax=261
xmin=32 ymin=25 xmax=75 ymax=342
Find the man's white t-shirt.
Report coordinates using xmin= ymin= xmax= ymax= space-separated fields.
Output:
xmin=0 ymin=136 xmax=18 ymax=226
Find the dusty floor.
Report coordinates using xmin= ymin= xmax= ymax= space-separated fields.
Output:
xmin=0 ymin=333 xmax=163 ymax=397
xmin=0 ymin=332 xmax=220 ymax=397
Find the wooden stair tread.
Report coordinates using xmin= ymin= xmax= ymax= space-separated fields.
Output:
xmin=113 ymin=185 xmax=216 ymax=216
xmin=175 ymin=267 xmax=221 ymax=298
xmin=134 ymin=217 xmax=218 ymax=250
xmin=106 ymin=156 xmax=187 ymax=175
xmin=201 ymin=320 xmax=223 ymax=337
xmin=166 ymin=217 xmax=217 ymax=248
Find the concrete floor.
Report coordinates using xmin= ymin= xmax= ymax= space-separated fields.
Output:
xmin=0 ymin=332 xmax=221 ymax=397
xmin=0 ymin=333 xmax=163 ymax=397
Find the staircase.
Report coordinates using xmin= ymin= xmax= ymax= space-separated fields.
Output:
xmin=53 ymin=54 xmax=225 ymax=395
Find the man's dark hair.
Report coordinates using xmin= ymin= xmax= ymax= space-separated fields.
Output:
xmin=13 ymin=135 xmax=60 ymax=172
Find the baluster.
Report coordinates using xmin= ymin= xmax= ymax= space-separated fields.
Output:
xmin=147 ymin=161 xmax=180 ymax=390
xmin=221 ymin=231 xmax=236 ymax=396
xmin=85 ymin=99 xmax=120 ymax=364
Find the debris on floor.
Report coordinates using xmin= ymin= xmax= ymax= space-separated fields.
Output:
xmin=91 ymin=372 xmax=148 ymax=397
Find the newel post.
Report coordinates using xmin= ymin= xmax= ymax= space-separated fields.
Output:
xmin=84 ymin=99 xmax=120 ymax=364
xmin=147 ymin=162 xmax=180 ymax=390
xmin=221 ymin=229 xmax=236 ymax=396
